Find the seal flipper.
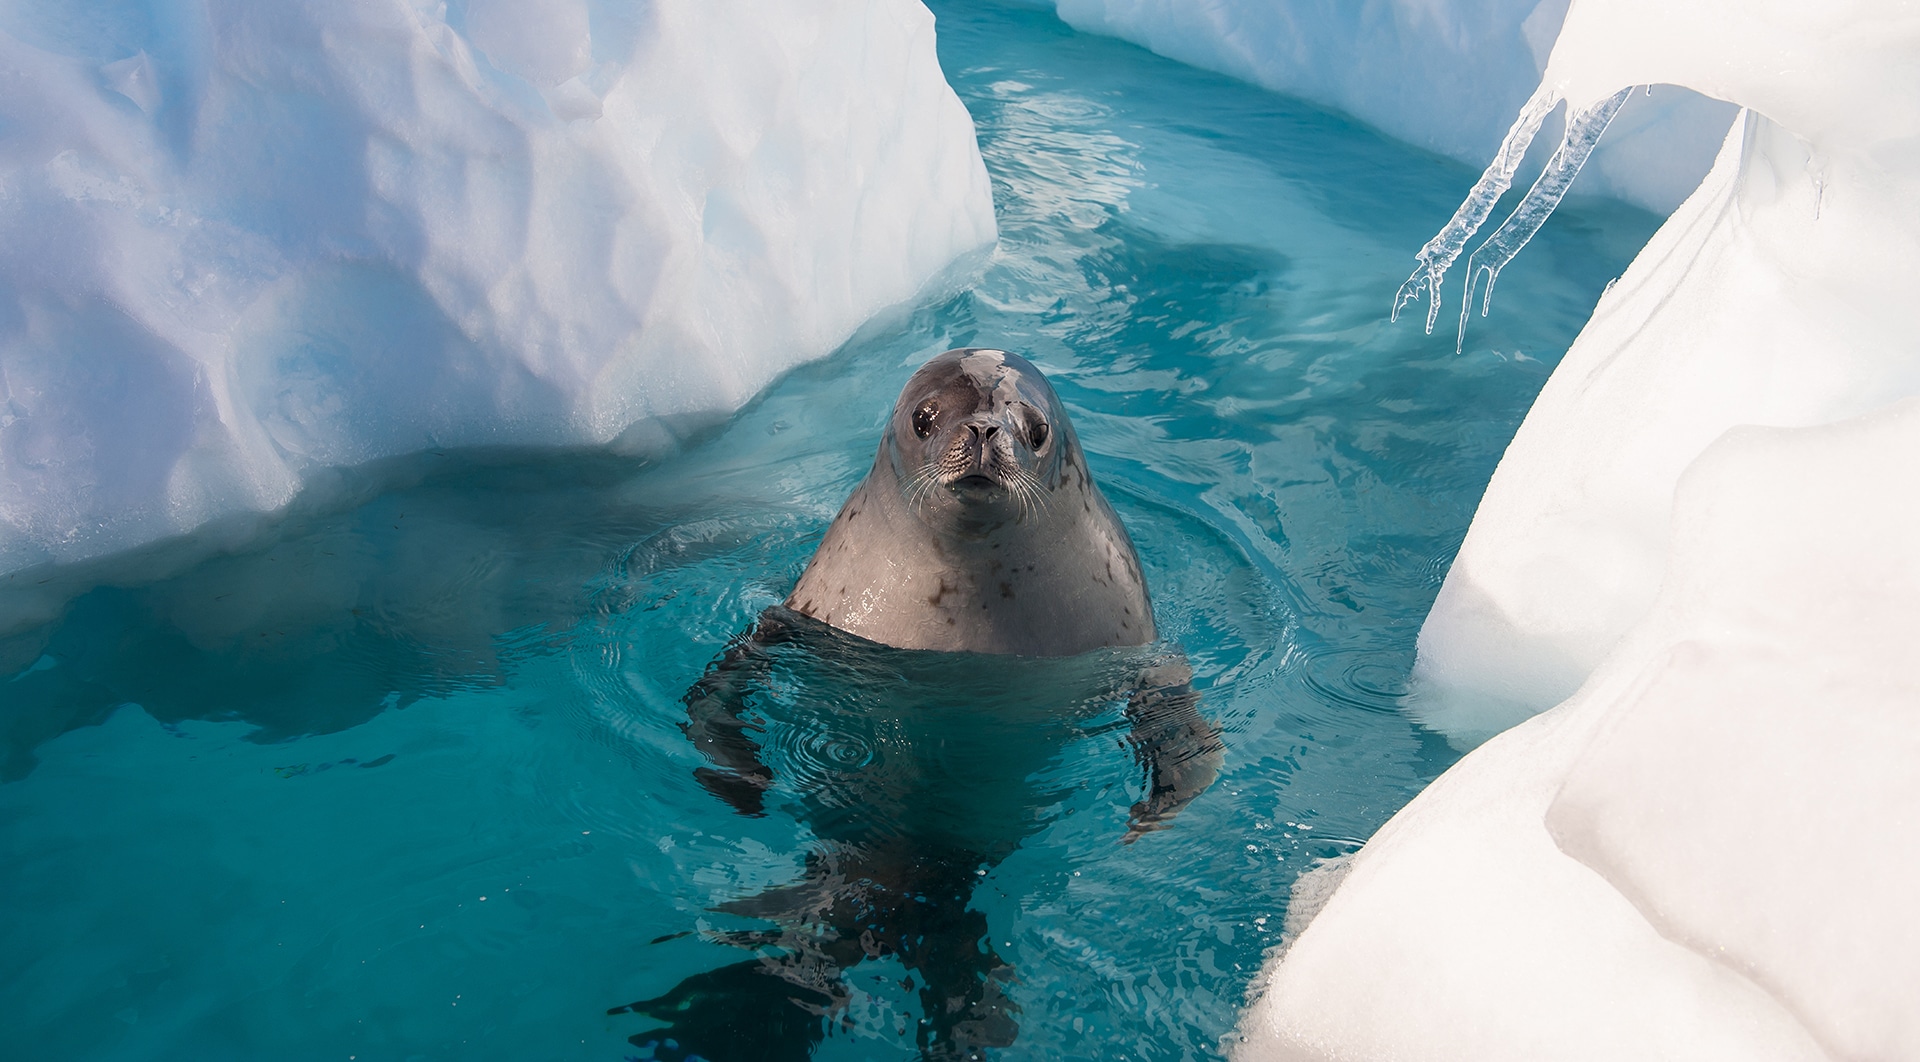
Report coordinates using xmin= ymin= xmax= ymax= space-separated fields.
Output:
xmin=611 ymin=959 xmax=833 ymax=1062
xmin=682 ymin=609 xmax=808 ymax=816
xmin=1121 ymin=658 xmax=1223 ymax=842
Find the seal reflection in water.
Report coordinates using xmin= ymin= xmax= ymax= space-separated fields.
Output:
xmin=612 ymin=349 xmax=1222 ymax=1060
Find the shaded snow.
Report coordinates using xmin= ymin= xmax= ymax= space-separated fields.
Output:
xmin=1049 ymin=0 xmax=1736 ymax=214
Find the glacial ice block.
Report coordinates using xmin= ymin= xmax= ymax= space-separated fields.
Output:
xmin=1410 ymin=107 xmax=1920 ymax=736
xmin=1239 ymin=0 xmax=1920 ymax=1056
xmin=1240 ymin=399 xmax=1920 ymax=1061
xmin=0 ymin=0 xmax=997 ymax=579
xmin=1544 ymin=407 xmax=1920 ymax=1061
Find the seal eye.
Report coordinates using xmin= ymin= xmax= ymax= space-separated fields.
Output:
xmin=912 ymin=401 xmax=939 ymax=439
xmin=1028 ymin=420 xmax=1049 ymax=451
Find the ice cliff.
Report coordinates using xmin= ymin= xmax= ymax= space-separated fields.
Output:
xmin=0 ymin=0 xmax=996 ymax=580
xmin=1239 ymin=0 xmax=1920 ymax=1057
xmin=1048 ymin=0 xmax=1737 ymax=215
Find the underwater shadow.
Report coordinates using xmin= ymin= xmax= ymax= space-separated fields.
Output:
xmin=0 ymin=446 xmax=719 ymax=780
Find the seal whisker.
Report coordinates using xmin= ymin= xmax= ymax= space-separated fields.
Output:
xmin=904 ymin=465 xmax=941 ymax=513
xmin=1015 ymin=473 xmax=1039 ymax=522
xmin=1008 ymin=466 xmax=1048 ymax=522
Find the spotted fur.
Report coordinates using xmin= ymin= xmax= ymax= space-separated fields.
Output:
xmin=787 ymin=348 xmax=1154 ymax=656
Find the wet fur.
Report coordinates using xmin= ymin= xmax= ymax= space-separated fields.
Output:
xmin=788 ymin=348 xmax=1155 ymax=656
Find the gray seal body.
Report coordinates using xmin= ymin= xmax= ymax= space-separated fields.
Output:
xmin=639 ymin=351 xmax=1221 ymax=1056
xmin=787 ymin=348 xmax=1153 ymax=656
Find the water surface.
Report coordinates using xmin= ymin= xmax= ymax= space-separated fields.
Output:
xmin=0 ymin=3 xmax=1660 ymax=1058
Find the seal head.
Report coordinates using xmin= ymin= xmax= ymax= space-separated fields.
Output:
xmin=787 ymin=348 xmax=1154 ymax=656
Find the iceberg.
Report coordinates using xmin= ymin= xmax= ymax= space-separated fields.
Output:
xmin=1048 ymin=0 xmax=1736 ymax=215
xmin=1239 ymin=0 xmax=1920 ymax=1056
xmin=0 ymin=0 xmax=996 ymax=581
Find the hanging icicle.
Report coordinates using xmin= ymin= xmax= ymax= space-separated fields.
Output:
xmin=1392 ymin=85 xmax=1637 ymax=353
xmin=1454 ymin=87 xmax=1634 ymax=352
xmin=1391 ymin=86 xmax=1561 ymax=335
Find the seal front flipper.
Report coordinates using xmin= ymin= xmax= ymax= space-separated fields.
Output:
xmin=682 ymin=609 xmax=804 ymax=817
xmin=1121 ymin=657 xmax=1223 ymax=843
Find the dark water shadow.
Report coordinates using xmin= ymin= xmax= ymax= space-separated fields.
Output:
xmin=0 ymin=441 xmax=739 ymax=780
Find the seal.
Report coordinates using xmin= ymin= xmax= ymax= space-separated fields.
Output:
xmin=787 ymin=347 xmax=1152 ymax=656
xmin=610 ymin=349 xmax=1223 ymax=1061
xmin=682 ymin=349 xmax=1216 ymax=829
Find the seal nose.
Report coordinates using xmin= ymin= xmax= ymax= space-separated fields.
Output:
xmin=962 ymin=422 xmax=1000 ymax=476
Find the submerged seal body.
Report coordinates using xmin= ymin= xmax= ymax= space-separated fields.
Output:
xmin=788 ymin=347 xmax=1151 ymax=656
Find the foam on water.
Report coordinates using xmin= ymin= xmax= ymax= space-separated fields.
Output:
xmin=0 ymin=3 xmax=1658 ymax=1057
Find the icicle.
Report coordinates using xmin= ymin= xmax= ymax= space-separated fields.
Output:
xmin=1391 ymin=86 xmax=1561 ymax=334
xmin=1454 ymin=87 xmax=1633 ymax=352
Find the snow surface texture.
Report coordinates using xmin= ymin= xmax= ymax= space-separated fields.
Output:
xmin=1241 ymin=398 xmax=1920 ymax=1061
xmin=0 ymin=0 xmax=997 ymax=582
xmin=1049 ymin=0 xmax=1737 ymax=215
xmin=1240 ymin=0 xmax=1920 ymax=1057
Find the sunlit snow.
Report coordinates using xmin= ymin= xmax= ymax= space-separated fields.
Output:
xmin=0 ymin=0 xmax=995 ymax=578
xmin=1241 ymin=0 xmax=1920 ymax=1057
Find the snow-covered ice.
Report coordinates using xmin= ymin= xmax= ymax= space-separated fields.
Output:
xmin=1409 ymin=3 xmax=1920 ymax=741
xmin=1239 ymin=0 xmax=1920 ymax=1056
xmin=1241 ymin=396 xmax=1920 ymax=1061
xmin=1048 ymin=0 xmax=1736 ymax=215
xmin=0 ymin=0 xmax=996 ymax=580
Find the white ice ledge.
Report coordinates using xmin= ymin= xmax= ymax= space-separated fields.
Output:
xmin=1240 ymin=0 xmax=1920 ymax=1056
xmin=0 ymin=0 xmax=997 ymax=582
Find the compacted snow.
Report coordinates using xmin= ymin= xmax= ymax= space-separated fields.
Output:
xmin=0 ymin=0 xmax=996 ymax=578
xmin=1239 ymin=0 xmax=1920 ymax=1057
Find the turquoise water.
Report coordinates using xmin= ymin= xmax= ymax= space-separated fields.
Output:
xmin=0 ymin=3 xmax=1660 ymax=1059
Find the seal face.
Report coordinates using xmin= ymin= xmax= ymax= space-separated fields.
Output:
xmin=787 ymin=348 xmax=1154 ymax=656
